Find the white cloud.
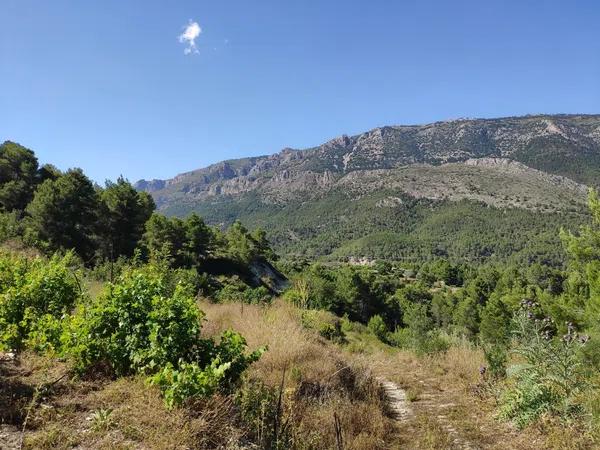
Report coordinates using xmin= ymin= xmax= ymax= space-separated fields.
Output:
xmin=179 ymin=20 xmax=201 ymax=55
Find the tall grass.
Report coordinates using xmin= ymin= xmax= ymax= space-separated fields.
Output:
xmin=201 ymin=300 xmax=396 ymax=449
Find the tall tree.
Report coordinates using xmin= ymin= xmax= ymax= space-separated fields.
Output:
xmin=225 ymin=220 xmax=256 ymax=263
xmin=562 ymin=189 xmax=600 ymax=321
xmin=100 ymin=177 xmax=155 ymax=259
xmin=251 ymin=227 xmax=277 ymax=261
xmin=0 ymin=141 xmax=39 ymax=211
xmin=143 ymin=213 xmax=187 ymax=266
xmin=183 ymin=213 xmax=213 ymax=265
xmin=25 ymin=169 xmax=100 ymax=261
xmin=143 ymin=213 xmax=214 ymax=267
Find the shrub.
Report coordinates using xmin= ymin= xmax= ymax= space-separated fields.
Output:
xmin=498 ymin=304 xmax=590 ymax=428
xmin=483 ymin=344 xmax=508 ymax=379
xmin=367 ymin=314 xmax=388 ymax=341
xmin=387 ymin=327 xmax=412 ymax=349
xmin=149 ymin=360 xmax=229 ymax=409
xmin=62 ymin=268 xmax=201 ymax=375
xmin=205 ymin=330 xmax=266 ymax=391
xmin=243 ymin=286 xmax=272 ymax=304
xmin=318 ymin=322 xmax=345 ymax=343
xmin=0 ymin=252 xmax=80 ymax=350
xmin=215 ymin=279 xmax=271 ymax=304
xmin=62 ymin=266 xmax=263 ymax=406
xmin=414 ymin=331 xmax=450 ymax=355
xmin=24 ymin=313 xmax=64 ymax=353
xmin=215 ymin=282 xmax=245 ymax=303
xmin=301 ymin=310 xmax=346 ymax=343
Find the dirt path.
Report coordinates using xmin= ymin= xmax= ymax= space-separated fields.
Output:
xmin=377 ymin=377 xmax=412 ymax=421
xmin=0 ymin=425 xmax=21 ymax=450
xmin=378 ymin=374 xmax=481 ymax=449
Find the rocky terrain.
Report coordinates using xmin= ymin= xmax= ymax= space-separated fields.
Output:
xmin=136 ymin=114 xmax=600 ymax=261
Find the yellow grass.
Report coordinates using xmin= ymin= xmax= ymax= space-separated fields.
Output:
xmin=201 ymin=300 xmax=397 ymax=449
xmin=4 ymin=301 xmax=397 ymax=449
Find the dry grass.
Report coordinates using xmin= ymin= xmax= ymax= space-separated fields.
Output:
xmin=353 ymin=336 xmax=600 ymax=450
xmin=6 ymin=300 xmax=593 ymax=449
xmin=201 ymin=300 xmax=397 ymax=449
xmin=19 ymin=371 xmax=246 ymax=449
xmin=0 ymin=239 xmax=43 ymax=259
xmin=2 ymin=301 xmax=398 ymax=449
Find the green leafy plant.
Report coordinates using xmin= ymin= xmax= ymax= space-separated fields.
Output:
xmin=499 ymin=302 xmax=590 ymax=428
xmin=483 ymin=344 xmax=508 ymax=379
xmin=0 ymin=252 xmax=80 ymax=350
xmin=62 ymin=266 xmax=263 ymax=406
xmin=367 ymin=314 xmax=388 ymax=341
xmin=149 ymin=360 xmax=229 ymax=409
xmin=62 ymin=267 xmax=202 ymax=375
xmin=89 ymin=408 xmax=114 ymax=432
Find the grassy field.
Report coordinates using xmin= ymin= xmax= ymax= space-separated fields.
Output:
xmin=1 ymin=299 xmax=596 ymax=449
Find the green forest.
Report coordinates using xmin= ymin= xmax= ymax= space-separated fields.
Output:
xmin=3 ymin=140 xmax=600 ymax=448
xmin=175 ymin=186 xmax=589 ymax=267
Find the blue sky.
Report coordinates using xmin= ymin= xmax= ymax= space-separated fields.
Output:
xmin=1 ymin=0 xmax=599 ymax=183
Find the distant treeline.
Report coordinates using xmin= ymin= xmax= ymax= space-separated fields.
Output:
xmin=0 ymin=140 xmax=274 ymax=269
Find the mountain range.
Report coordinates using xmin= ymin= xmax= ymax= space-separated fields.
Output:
xmin=136 ymin=114 xmax=600 ymax=264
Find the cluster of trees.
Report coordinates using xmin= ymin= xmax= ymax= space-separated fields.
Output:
xmin=282 ymin=190 xmax=600 ymax=429
xmin=0 ymin=141 xmax=155 ymax=261
xmin=284 ymin=251 xmax=571 ymax=350
xmin=188 ymin=186 xmax=587 ymax=266
xmin=0 ymin=141 xmax=281 ymax=410
xmin=0 ymin=141 xmax=274 ymax=269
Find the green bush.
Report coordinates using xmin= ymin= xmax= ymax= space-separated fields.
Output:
xmin=215 ymin=278 xmax=272 ymax=304
xmin=367 ymin=314 xmax=388 ymax=341
xmin=318 ymin=322 xmax=345 ymax=343
xmin=410 ymin=330 xmax=449 ymax=355
xmin=483 ymin=344 xmax=508 ymax=379
xmin=24 ymin=313 xmax=64 ymax=353
xmin=62 ymin=268 xmax=201 ymax=375
xmin=61 ymin=266 xmax=263 ymax=406
xmin=387 ymin=327 xmax=412 ymax=349
xmin=149 ymin=360 xmax=230 ymax=409
xmin=387 ymin=326 xmax=449 ymax=355
xmin=301 ymin=310 xmax=346 ymax=343
xmin=0 ymin=252 xmax=80 ymax=350
xmin=243 ymin=286 xmax=272 ymax=304
xmin=205 ymin=330 xmax=265 ymax=391
xmin=498 ymin=306 xmax=589 ymax=428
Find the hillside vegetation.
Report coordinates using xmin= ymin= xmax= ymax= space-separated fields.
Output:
xmin=136 ymin=114 xmax=599 ymax=262
xmin=4 ymin=137 xmax=600 ymax=448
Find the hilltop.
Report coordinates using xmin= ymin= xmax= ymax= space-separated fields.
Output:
xmin=136 ymin=114 xmax=600 ymax=263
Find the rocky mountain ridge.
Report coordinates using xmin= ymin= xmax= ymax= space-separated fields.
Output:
xmin=137 ymin=114 xmax=600 ymax=209
xmin=135 ymin=114 xmax=600 ymax=262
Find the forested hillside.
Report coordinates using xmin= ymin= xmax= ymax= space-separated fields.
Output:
xmin=137 ymin=114 xmax=599 ymax=263
xmin=4 ymin=138 xmax=600 ymax=448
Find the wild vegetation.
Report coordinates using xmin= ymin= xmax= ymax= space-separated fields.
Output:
xmin=3 ymin=140 xmax=600 ymax=449
xmin=278 ymin=190 xmax=600 ymax=444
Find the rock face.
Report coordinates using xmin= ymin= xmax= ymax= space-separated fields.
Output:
xmin=136 ymin=114 xmax=600 ymax=210
xmin=134 ymin=114 xmax=599 ymax=260
xmin=134 ymin=179 xmax=166 ymax=193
